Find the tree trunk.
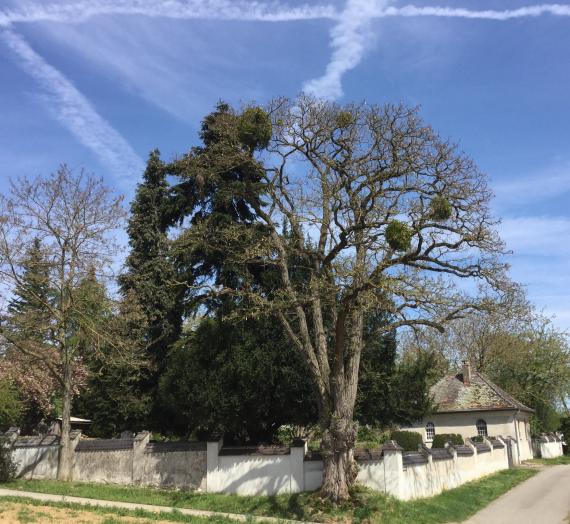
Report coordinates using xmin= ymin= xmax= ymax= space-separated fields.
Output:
xmin=320 ymin=414 xmax=357 ymax=502
xmin=57 ymin=367 xmax=73 ymax=481
xmin=319 ymin=308 xmax=363 ymax=502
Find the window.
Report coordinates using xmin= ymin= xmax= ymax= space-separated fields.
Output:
xmin=476 ymin=419 xmax=488 ymax=437
xmin=426 ymin=422 xmax=435 ymax=441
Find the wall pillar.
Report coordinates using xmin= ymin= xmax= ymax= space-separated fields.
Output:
xmin=289 ymin=439 xmax=306 ymax=493
xmin=2 ymin=427 xmax=20 ymax=448
xmin=206 ymin=435 xmax=224 ymax=493
xmin=68 ymin=430 xmax=82 ymax=480
xmin=132 ymin=431 xmax=150 ymax=484
xmin=382 ymin=441 xmax=404 ymax=500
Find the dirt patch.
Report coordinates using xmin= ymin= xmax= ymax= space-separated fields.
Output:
xmin=0 ymin=500 xmax=174 ymax=523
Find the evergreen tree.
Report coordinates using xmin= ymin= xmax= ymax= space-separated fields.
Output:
xmin=119 ymin=150 xmax=184 ymax=402
xmin=73 ymin=272 xmax=151 ymax=437
xmin=1 ymin=238 xmax=57 ymax=430
xmin=6 ymin=238 xmax=52 ymax=343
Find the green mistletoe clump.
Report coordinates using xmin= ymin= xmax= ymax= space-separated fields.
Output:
xmin=385 ymin=220 xmax=412 ymax=251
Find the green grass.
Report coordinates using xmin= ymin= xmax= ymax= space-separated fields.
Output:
xmin=0 ymin=496 xmax=267 ymax=523
xmin=0 ymin=468 xmax=536 ymax=523
xmin=526 ymin=455 xmax=570 ymax=466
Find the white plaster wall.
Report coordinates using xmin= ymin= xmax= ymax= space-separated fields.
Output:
xmin=356 ymin=460 xmax=387 ymax=492
xmin=73 ymin=450 xmax=133 ymax=484
xmin=209 ymin=455 xmax=292 ymax=495
xmin=408 ymin=411 xmax=533 ymax=462
xmin=303 ymin=460 xmax=323 ymax=491
xmin=398 ymin=445 xmax=509 ymax=500
xmin=540 ymin=440 xmax=564 ymax=459
xmin=141 ymin=451 xmax=207 ymax=489
xmin=13 ymin=446 xmax=58 ymax=480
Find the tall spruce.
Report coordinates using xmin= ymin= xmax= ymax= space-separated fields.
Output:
xmin=5 ymin=238 xmax=52 ymax=343
xmin=2 ymin=238 xmax=56 ymax=430
xmin=119 ymin=150 xmax=183 ymax=404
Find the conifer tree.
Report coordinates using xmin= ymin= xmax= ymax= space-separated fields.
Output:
xmin=1 ymin=238 xmax=57 ymax=429
xmin=119 ymin=150 xmax=183 ymax=403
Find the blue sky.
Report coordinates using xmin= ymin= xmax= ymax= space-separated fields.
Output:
xmin=1 ymin=0 xmax=570 ymax=328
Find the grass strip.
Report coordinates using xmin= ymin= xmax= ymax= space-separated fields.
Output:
xmin=1 ymin=468 xmax=537 ymax=523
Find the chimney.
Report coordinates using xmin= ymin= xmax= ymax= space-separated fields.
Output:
xmin=462 ymin=360 xmax=472 ymax=386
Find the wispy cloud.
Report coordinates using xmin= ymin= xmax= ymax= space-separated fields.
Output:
xmin=493 ymin=161 xmax=570 ymax=208
xmin=500 ymin=216 xmax=570 ymax=256
xmin=0 ymin=27 xmax=144 ymax=184
xmin=2 ymin=1 xmax=570 ymax=104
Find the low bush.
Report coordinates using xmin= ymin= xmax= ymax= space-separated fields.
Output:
xmin=0 ymin=439 xmax=17 ymax=482
xmin=432 ymin=433 xmax=464 ymax=448
xmin=390 ymin=430 xmax=422 ymax=451
xmin=357 ymin=425 xmax=389 ymax=448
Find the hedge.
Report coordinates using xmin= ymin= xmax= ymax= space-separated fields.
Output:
xmin=390 ymin=430 xmax=422 ymax=451
xmin=432 ymin=433 xmax=464 ymax=448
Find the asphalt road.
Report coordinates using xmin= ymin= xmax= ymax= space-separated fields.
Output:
xmin=464 ymin=465 xmax=570 ymax=524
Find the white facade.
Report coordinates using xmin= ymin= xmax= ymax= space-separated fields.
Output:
xmin=407 ymin=409 xmax=533 ymax=462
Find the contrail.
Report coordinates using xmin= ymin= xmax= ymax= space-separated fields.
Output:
xmin=0 ymin=28 xmax=145 ymax=185
xmin=304 ymin=0 xmax=390 ymax=100
xmin=382 ymin=4 xmax=570 ymax=20
xmin=0 ymin=0 xmax=337 ymax=26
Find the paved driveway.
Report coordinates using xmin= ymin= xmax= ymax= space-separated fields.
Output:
xmin=464 ymin=465 xmax=570 ymax=524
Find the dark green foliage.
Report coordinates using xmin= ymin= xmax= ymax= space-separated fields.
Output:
xmin=238 ymin=107 xmax=272 ymax=152
xmin=471 ymin=435 xmax=485 ymax=443
xmin=385 ymin=220 xmax=412 ymax=251
xmin=119 ymin=150 xmax=183 ymax=420
xmin=158 ymin=315 xmax=318 ymax=443
xmin=390 ymin=430 xmax=422 ymax=451
xmin=2 ymin=239 xmax=55 ymax=430
xmin=72 ymin=274 xmax=151 ymax=437
xmin=430 ymin=196 xmax=452 ymax=221
xmin=0 ymin=439 xmax=17 ymax=482
xmin=432 ymin=434 xmax=464 ymax=448
xmin=4 ymin=237 xmax=53 ymax=345
xmin=356 ymin=326 xmax=438 ymax=428
xmin=0 ymin=381 xmax=22 ymax=431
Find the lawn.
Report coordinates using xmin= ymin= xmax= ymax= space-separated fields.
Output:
xmin=0 ymin=468 xmax=536 ymax=523
xmin=526 ymin=455 xmax=570 ymax=466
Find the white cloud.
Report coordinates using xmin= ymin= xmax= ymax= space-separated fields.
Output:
xmin=0 ymin=27 xmax=144 ymax=185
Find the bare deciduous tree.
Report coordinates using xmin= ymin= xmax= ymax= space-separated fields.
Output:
xmin=0 ymin=166 xmax=126 ymax=479
xmin=183 ymin=95 xmax=512 ymax=500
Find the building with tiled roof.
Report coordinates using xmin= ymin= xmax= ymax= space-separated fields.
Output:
xmin=406 ymin=361 xmax=534 ymax=462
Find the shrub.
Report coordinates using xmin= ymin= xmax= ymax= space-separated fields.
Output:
xmin=432 ymin=433 xmax=464 ymax=448
xmin=430 ymin=195 xmax=452 ymax=220
xmin=357 ymin=425 xmax=389 ymax=448
xmin=390 ymin=430 xmax=422 ymax=451
xmin=238 ymin=107 xmax=272 ymax=151
xmin=385 ymin=220 xmax=412 ymax=251
xmin=0 ymin=439 xmax=17 ymax=482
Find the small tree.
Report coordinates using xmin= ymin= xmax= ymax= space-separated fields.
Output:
xmin=0 ymin=167 xmax=125 ymax=480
